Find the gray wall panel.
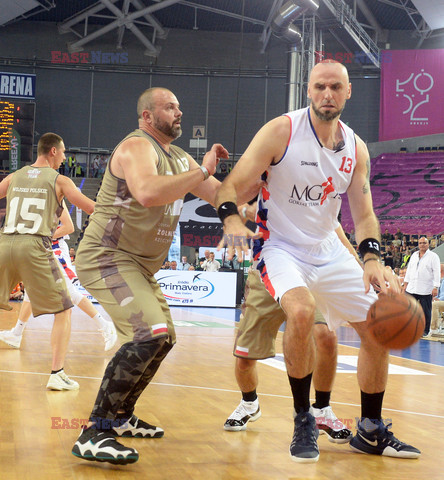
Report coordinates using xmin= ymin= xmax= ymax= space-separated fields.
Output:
xmin=90 ymin=71 xmax=149 ymax=149
xmin=340 ymin=77 xmax=380 ymax=143
xmin=33 ymin=69 xmax=91 ymax=147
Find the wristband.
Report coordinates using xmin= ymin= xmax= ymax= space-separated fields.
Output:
xmin=200 ymin=165 xmax=210 ymax=180
xmin=358 ymin=238 xmax=381 ymax=258
xmin=217 ymin=201 xmax=239 ymax=223
xmin=241 ymin=206 xmax=247 ymax=219
xmin=363 ymin=257 xmax=380 ymax=265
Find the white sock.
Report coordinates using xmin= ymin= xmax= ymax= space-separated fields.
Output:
xmin=93 ymin=313 xmax=107 ymax=330
xmin=13 ymin=320 xmax=26 ymax=336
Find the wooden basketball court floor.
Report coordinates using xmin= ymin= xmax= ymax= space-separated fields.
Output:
xmin=1 ymin=302 xmax=444 ymax=480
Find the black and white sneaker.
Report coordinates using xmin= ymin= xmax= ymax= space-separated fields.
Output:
xmin=224 ymin=399 xmax=261 ymax=431
xmin=72 ymin=427 xmax=139 ymax=465
xmin=112 ymin=414 xmax=164 ymax=438
xmin=350 ymin=418 xmax=421 ymax=459
xmin=310 ymin=405 xmax=353 ymax=444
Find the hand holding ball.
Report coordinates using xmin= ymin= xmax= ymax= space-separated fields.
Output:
xmin=366 ymin=293 xmax=425 ymax=350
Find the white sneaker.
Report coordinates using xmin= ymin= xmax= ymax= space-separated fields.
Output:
xmin=310 ymin=405 xmax=353 ymax=444
xmin=0 ymin=328 xmax=22 ymax=348
xmin=100 ymin=321 xmax=118 ymax=351
xmin=47 ymin=370 xmax=80 ymax=391
xmin=224 ymin=399 xmax=261 ymax=431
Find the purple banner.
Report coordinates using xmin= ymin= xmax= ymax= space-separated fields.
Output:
xmin=379 ymin=49 xmax=444 ymax=141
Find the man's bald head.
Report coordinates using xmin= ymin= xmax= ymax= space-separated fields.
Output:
xmin=137 ymin=87 xmax=174 ymax=118
xmin=309 ymin=60 xmax=349 ymax=85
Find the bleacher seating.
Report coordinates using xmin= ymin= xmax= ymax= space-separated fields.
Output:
xmin=340 ymin=152 xmax=444 ymax=235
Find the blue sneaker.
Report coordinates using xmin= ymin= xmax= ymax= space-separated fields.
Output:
xmin=289 ymin=411 xmax=319 ymax=463
xmin=350 ymin=419 xmax=421 ymax=459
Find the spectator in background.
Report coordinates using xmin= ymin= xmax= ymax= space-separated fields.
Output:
xmin=92 ymin=155 xmax=100 ymax=178
xmin=98 ymin=155 xmax=107 ymax=178
xmin=392 ymin=234 xmax=402 ymax=248
xmin=9 ymin=282 xmax=24 ymax=301
xmin=403 ymin=237 xmax=441 ymax=337
xmin=68 ymin=155 xmax=77 ymax=177
xmin=188 ymin=265 xmax=196 ymax=271
xmin=69 ymin=247 xmax=76 ymax=264
xmin=431 ymin=264 xmax=444 ymax=334
xmin=395 ymin=227 xmax=403 ymax=239
xmin=170 ymin=261 xmax=178 ymax=270
xmin=178 ymin=256 xmax=191 ymax=271
xmin=381 ymin=228 xmax=393 ymax=244
xmin=348 ymin=228 xmax=355 ymax=244
xmin=383 ymin=248 xmax=394 ymax=269
xmin=202 ymin=252 xmax=220 ymax=272
xmin=401 ymin=235 xmax=409 ymax=247
xmin=400 ymin=248 xmax=412 ymax=269
xmin=392 ymin=246 xmax=402 ymax=269
xmin=199 ymin=249 xmax=211 ymax=270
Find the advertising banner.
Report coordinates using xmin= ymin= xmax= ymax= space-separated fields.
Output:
xmin=379 ymin=49 xmax=444 ymax=141
xmin=154 ymin=270 xmax=237 ymax=307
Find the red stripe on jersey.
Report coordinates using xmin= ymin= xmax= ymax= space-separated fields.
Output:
xmin=259 ymin=264 xmax=275 ymax=299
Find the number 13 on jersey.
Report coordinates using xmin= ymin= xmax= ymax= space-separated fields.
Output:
xmin=339 ymin=156 xmax=352 ymax=174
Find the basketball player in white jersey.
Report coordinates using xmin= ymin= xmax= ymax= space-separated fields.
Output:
xmin=216 ymin=60 xmax=420 ymax=463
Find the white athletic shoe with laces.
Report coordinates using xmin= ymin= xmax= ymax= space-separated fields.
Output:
xmin=224 ymin=399 xmax=261 ymax=431
xmin=0 ymin=329 xmax=22 ymax=349
xmin=47 ymin=370 xmax=80 ymax=391
xmin=310 ymin=405 xmax=353 ymax=444
xmin=100 ymin=321 xmax=118 ymax=351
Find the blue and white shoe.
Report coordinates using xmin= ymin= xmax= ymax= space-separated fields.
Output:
xmin=289 ymin=411 xmax=320 ymax=463
xmin=350 ymin=418 xmax=421 ymax=458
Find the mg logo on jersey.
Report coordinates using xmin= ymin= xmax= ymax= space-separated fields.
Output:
xmin=290 ymin=184 xmax=323 ymax=202
xmin=289 ymin=178 xmax=336 ymax=206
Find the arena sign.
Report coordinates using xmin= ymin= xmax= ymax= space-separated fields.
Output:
xmin=0 ymin=72 xmax=36 ymax=99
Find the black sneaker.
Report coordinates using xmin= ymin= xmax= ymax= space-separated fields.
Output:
xmin=289 ymin=411 xmax=320 ymax=463
xmin=72 ymin=427 xmax=139 ymax=465
xmin=112 ymin=414 xmax=164 ymax=438
xmin=350 ymin=419 xmax=421 ymax=459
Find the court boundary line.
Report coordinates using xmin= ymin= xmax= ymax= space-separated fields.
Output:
xmin=0 ymin=368 xmax=443 ymax=420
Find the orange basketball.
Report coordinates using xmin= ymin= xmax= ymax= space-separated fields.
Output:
xmin=366 ymin=293 xmax=425 ymax=350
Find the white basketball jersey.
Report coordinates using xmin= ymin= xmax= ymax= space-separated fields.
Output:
xmin=255 ymin=107 xmax=357 ymax=254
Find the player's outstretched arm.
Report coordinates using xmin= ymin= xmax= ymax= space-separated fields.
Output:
xmin=56 ymin=175 xmax=95 ymax=215
xmin=118 ymin=138 xmax=227 ymax=207
xmin=216 ymin=116 xmax=289 ymax=258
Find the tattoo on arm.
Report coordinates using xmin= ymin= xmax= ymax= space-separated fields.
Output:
xmin=362 ymin=156 xmax=370 ymax=194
